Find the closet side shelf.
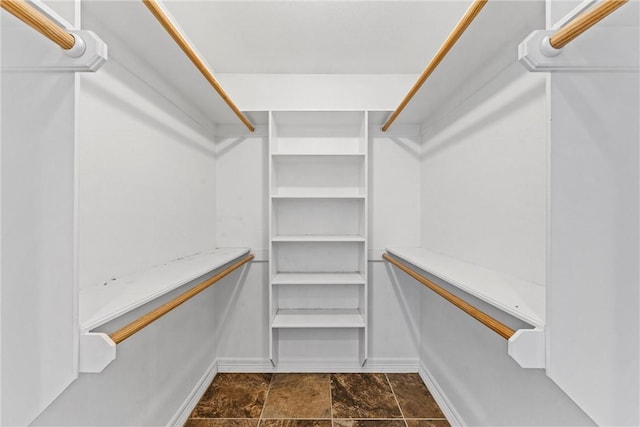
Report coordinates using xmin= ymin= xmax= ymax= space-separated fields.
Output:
xmin=80 ymin=248 xmax=250 ymax=333
xmin=385 ymin=247 xmax=545 ymax=328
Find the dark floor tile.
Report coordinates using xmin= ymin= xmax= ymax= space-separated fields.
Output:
xmin=259 ymin=420 xmax=332 ymax=427
xmin=190 ymin=373 xmax=272 ymax=419
xmin=331 ymin=373 xmax=403 ymax=419
xmin=185 ymin=419 xmax=259 ymax=427
xmin=262 ymin=373 xmax=331 ymax=419
xmin=333 ymin=420 xmax=406 ymax=427
xmin=405 ymin=420 xmax=450 ymax=427
xmin=387 ymin=373 xmax=444 ymax=419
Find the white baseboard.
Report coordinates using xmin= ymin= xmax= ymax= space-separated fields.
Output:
xmin=217 ymin=357 xmax=420 ymax=373
xmin=418 ymin=362 xmax=464 ymax=427
xmin=169 ymin=359 xmax=218 ymax=427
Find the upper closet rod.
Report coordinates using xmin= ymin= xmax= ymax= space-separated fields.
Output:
xmin=545 ymin=0 xmax=627 ymax=51
xmin=382 ymin=0 xmax=488 ymax=132
xmin=142 ymin=0 xmax=255 ymax=132
xmin=1 ymin=0 xmax=86 ymax=56
xmin=383 ymin=253 xmax=516 ymax=339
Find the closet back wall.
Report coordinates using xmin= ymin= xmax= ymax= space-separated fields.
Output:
xmin=214 ymin=117 xmax=423 ymax=369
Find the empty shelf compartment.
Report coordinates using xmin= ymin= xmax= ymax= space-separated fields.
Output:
xmin=272 ymin=309 xmax=366 ymax=328
xmin=272 ymin=272 xmax=365 ymax=285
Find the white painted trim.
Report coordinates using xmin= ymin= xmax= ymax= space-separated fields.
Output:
xmin=550 ymin=0 xmax=597 ymax=30
xmin=168 ymin=360 xmax=218 ymax=427
xmin=237 ymin=250 xmax=391 ymax=263
xmin=418 ymin=362 xmax=464 ymax=427
xmin=27 ymin=0 xmax=75 ymax=29
xmin=217 ymin=357 xmax=419 ymax=373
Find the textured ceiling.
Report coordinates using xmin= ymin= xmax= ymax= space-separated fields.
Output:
xmin=162 ymin=1 xmax=474 ymax=74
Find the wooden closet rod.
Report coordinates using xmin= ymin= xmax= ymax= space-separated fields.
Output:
xmin=1 ymin=0 xmax=75 ymax=50
xmin=142 ymin=0 xmax=255 ymax=132
xmin=382 ymin=0 xmax=488 ymax=132
xmin=383 ymin=253 xmax=515 ymax=339
xmin=549 ymin=0 xmax=628 ymax=49
xmin=109 ymin=253 xmax=254 ymax=344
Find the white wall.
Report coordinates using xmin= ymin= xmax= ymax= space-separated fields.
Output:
xmin=415 ymin=60 xmax=594 ymax=424
xmin=32 ymin=41 xmax=222 ymax=426
xmin=217 ymin=74 xmax=417 ymax=113
xmin=544 ymin=3 xmax=640 ymax=424
xmin=414 ymin=271 xmax=594 ymax=426
xmin=420 ymin=62 xmax=547 ymax=285
xmin=32 ymin=270 xmax=253 ymax=426
xmin=77 ymin=59 xmax=217 ymax=289
xmin=1 ymin=6 xmax=78 ymax=424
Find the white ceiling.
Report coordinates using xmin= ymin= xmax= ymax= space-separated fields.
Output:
xmin=162 ymin=0 xmax=474 ymax=74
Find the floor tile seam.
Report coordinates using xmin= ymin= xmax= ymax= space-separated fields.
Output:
xmin=261 ymin=417 xmax=333 ymax=420
xmin=332 ymin=417 xmax=407 ymax=420
xmin=258 ymin=374 xmax=276 ymax=420
xmin=385 ymin=373 xmax=409 ymax=427
xmin=329 ymin=373 xmax=334 ymax=421
xmin=188 ymin=417 xmax=258 ymax=420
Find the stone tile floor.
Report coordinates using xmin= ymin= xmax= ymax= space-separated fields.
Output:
xmin=185 ymin=373 xmax=450 ymax=427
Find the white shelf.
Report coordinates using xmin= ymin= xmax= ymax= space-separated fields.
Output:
xmin=272 ymin=153 xmax=365 ymax=157
xmin=272 ymin=272 xmax=366 ymax=285
xmin=80 ymin=248 xmax=250 ymax=332
xmin=272 ymin=309 xmax=366 ymax=328
xmin=272 ymin=235 xmax=365 ymax=243
xmin=386 ymin=247 xmax=545 ymax=327
xmin=271 ymin=191 xmax=365 ymax=199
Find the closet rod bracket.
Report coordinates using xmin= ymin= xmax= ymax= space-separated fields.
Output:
xmin=79 ymin=332 xmax=116 ymax=373
xmin=507 ymin=328 xmax=545 ymax=369
xmin=518 ymin=29 xmax=639 ymax=72
xmin=2 ymin=29 xmax=107 ymax=72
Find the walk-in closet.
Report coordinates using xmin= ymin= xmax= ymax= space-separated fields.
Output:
xmin=1 ymin=0 xmax=638 ymax=425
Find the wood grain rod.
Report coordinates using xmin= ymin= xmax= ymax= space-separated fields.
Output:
xmin=1 ymin=0 xmax=75 ymax=50
xmin=382 ymin=0 xmax=488 ymax=132
xmin=383 ymin=253 xmax=515 ymax=340
xmin=141 ymin=0 xmax=255 ymax=132
xmin=549 ymin=0 xmax=628 ymax=49
xmin=109 ymin=254 xmax=254 ymax=344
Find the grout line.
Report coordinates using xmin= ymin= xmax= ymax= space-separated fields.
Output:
xmin=385 ymin=373 xmax=409 ymax=427
xmin=329 ymin=373 xmax=334 ymax=427
xmin=258 ymin=373 xmax=276 ymax=422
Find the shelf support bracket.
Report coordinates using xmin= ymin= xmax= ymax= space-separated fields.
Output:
xmin=518 ymin=29 xmax=639 ymax=72
xmin=508 ymin=328 xmax=545 ymax=369
xmin=2 ymin=28 xmax=108 ymax=72
xmin=79 ymin=332 xmax=116 ymax=373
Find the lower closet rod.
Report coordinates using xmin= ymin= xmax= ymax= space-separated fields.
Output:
xmin=382 ymin=253 xmax=515 ymax=339
xmin=109 ymin=253 xmax=254 ymax=344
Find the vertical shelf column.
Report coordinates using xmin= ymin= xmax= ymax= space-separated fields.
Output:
xmin=268 ymin=111 xmax=368 ymax=367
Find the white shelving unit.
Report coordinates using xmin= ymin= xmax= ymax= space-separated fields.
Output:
xmin=269 ymin=111 xmax=368 ymax=366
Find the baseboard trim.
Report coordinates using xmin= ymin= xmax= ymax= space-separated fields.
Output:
xmin=169 ymin=359 xmax=218 ymax=427
xmin=217 ymin=357 xmax=420 ymax=373
xmin=418 ymin=362 xmax=464 ymax=427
